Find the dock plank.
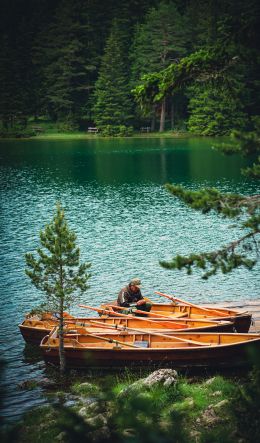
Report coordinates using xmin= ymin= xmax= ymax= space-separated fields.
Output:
xmin=202 ymin=300 xmax=260 ymax=333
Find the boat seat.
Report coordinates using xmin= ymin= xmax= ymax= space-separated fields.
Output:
xmin=134 ymin=341 xmax=149 ymax=348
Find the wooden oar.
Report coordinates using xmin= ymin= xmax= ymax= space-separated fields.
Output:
xmin=51 ymin=327 xmax=140 ymax=349
xmin=87 ymin=319 xmax=209 ymax=347
xmin=155 ymin=291 xmax=230 ymax=317
xmin=78 ymin=305 xmax=192 ymax=330
xmin=79 ymin=303 xmax=177 ymax=320
xmin=104 ymin=304 xmax=189 ymax=320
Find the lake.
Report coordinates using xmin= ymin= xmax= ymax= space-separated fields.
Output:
xmin=0 ymin=136 xmax=259 ymax=422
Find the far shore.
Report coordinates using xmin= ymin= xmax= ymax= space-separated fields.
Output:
xmin=0 ymin=131 xmax=212 ymax=141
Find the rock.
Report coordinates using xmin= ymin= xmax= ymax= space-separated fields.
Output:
xmin=78 ymin=406 xmax=88 ymax=417
xmin=190 ymin=430 xmax=201 ymax=442
xmin=55 ymin=431 xmax=66 ymax=442
xmin=142 ymin=369 xmax=178 ymax=387
xmin=183 ymin=397 xmax=195 ymax=408
xmin=121 ymin=428 xmax=136 ymax=438
xmin=119 ymin=369 xmax=178 ymax=397
xmin=200 ymin=406 xmax=220 ymax=426
xmin=78 ymin=400 xmax=106 ymax=417
xmin=211 ymin=390 xmax=222 ymax=397
xmin=213 ymin=399 xmax=229 ymax=410
xmin=204 ymin=377 xmax=217 ymax=385
xmin=37 ymin=377 xmax=58 ymax=389
xmin=72 ymin=382 xmax=100 ymax=396
xmin=85 ymin=413 xmax=108 ymax=428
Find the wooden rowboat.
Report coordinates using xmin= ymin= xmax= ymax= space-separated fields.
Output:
xmin=19 ymin=312 xmax=234 ymax=345
xmin=101 ymin=302 xmax=252 ymax=333
xmin=18 ymin=312 xmax=74 ymax=344
xmin=40 ymin=329 xmax=260 ymax=369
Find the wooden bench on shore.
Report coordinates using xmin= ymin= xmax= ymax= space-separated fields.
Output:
xmin=31 ymin=126 xmax=45 ymax=133
xmin=88 ymin=127 xmax=99 ymax=134
xmin=140 ymin=126 xmax=151 ymax=133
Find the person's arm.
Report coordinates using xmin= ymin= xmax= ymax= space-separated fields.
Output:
xmin=136 ymin=291 xmax=146 ymax=306
xmin=118 ymin=289 xmax=130 ymax=307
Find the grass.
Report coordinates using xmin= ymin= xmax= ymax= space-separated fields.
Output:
xmin=6 ymin=118 xmax=191 ymax=140
xmin=2 ymin=371 xmax=257 ymax=443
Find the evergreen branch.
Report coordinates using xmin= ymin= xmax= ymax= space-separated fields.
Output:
xmin=165 ymin=184 xmax=260 ymax=217
xmin=132 ymin=47 xmax=238 ymax=107
xmin=160 ymin=230 xmax=259 ymax=279
xmin=213 ymin=118 xmax=260 ymax=178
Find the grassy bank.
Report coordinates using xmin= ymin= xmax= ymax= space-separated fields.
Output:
xmin=2 ymin=368 xmax=259 ymax=443
xmin=33 ymin=131 xmax=191 ymax=140
xmin=0 ymin=119 xmax=193 ymax=140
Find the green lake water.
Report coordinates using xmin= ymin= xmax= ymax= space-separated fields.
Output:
xmin=0 ymin=137 xmax=259 ymax=422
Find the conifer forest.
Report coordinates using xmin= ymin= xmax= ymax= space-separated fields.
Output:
xmin=0 ymin=0 xmax=259 ymax=136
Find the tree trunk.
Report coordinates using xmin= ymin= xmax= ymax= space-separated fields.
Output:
xmin=159 ymin=98 xmax=166 ymax=132
xmin=59 ymin=299 xmax=66 ymax=373
xmin=170 ymin=100 xmax=174 ymax=130
xmin=151 ymin=105 xmax=156 ymax=131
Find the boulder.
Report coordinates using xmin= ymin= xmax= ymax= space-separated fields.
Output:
xmin=118 ymin=369 xmax=178 ymax=397
xmin=142 ymin=369 xmax=178 ymax=387
xmin=78 ymin=400 xmax=106 ymax=417
xmin=73 ymin=382 xmax=100 ymax=396
xmin=37 ymin=377 xmax=58 ymax=389
xmin=85 ymin=413 xmax=108 ymax=428
xmin=204 ymin=377 xmax=217 ymax=385
xmin=213 ymin=399 xmax=229 ymax=410
xmin=199 ymin=406 xmax=221 ymax=427
xmin=55 ymin=432 xmax=66 ymax=442
xmin=210 ymin=390 xmax=222 ymax=397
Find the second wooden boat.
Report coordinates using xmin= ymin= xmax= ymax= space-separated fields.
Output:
xmin=40 ymin=329 xmax=260 ymax=369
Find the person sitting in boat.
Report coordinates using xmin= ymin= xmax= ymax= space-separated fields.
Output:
xmin=117 ymin=278 xmax=151 ymax=312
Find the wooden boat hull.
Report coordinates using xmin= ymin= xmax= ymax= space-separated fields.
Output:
xmin=41 ymin=332 xmax=260 ymax=369
xmin=19 ymin=315 xmax=234 ymax=345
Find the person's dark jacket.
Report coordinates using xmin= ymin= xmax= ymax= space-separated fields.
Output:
xmin=117 ymin=285 xmax=143 ymax=307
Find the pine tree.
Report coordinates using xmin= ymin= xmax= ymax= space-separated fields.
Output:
xmin=33 ymin=0 xmax=98 ymax=127
xmin=93 ymin=20 xmax=133 ymax=132
xmin=25 ymin=203 xmax=91 ymax=372
xmin=130 ymin=1 xmax=187 ymax=131
xmin=187 ymin=82 xmax=248 ymax=135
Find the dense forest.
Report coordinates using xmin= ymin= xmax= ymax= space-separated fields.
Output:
xmin=0 ymin=0 xmax=259 ymax=136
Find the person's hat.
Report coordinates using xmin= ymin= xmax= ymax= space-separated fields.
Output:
xmin=130 ymin=278 xmax=142 ymax=288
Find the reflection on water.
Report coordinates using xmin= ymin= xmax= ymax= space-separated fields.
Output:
xmin=0 ymin=137 xmax=259 ymax=422
xmin=22 ymin=344 xmax=43 ymax=365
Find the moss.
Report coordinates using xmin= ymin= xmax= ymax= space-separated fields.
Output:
xmin=71 ymin=382 xmax=101 ymax=397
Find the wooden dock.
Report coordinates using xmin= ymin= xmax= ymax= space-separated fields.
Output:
xmin=203 ymin=300 xmax=260 ymax=333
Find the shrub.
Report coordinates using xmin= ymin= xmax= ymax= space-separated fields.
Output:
xmin=99 ymin=125 xmax=133 ymax=137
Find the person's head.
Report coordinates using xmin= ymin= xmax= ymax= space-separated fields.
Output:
xmin=129 ymin=277 xmax=142 ymax=292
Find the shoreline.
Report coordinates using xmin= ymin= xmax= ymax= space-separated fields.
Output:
xmin=0 ymin=132 xmax=221 ymax=142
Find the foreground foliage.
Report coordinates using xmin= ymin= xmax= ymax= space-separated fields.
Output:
xmin=2 ymin=365 xmax=260 ymax=443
